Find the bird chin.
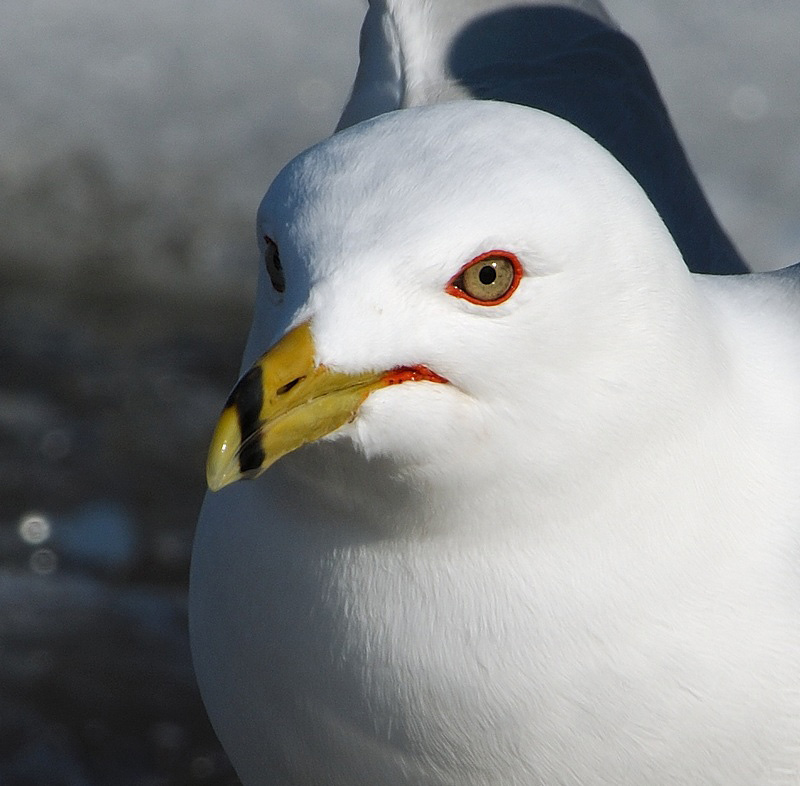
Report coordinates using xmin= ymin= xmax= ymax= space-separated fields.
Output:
xmin=247 ymin=381 xmax=486 ymax=536
xmin=347 ymin=381 xmax=471 ymax=464
xmin=262 ymin=436 xmax=431 ymax=538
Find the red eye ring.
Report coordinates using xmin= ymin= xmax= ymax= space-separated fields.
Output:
xmin=445 ymin=250 xmax=523 ymax=306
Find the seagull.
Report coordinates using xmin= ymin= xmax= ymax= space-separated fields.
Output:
xmin=190 ymin=100 xmax=800 ymax=785
xmin=338 ymin=0 xmax=747 ymax=276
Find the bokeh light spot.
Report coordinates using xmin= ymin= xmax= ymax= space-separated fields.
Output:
xmin=29 ymin=547 xmax=58 ymax=575
xmin=18 ymin=512 xmax=51 ymax=545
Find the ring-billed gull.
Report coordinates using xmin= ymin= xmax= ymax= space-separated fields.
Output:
xmin=191 ymin=100 xmax=800 ymax=785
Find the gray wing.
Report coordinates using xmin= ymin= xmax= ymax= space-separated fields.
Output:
xmin=338 ymin=0 xmax=748 ymax=276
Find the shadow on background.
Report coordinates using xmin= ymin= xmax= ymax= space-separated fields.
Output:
xmin=448 ymin=6 xmax=746 ymax=275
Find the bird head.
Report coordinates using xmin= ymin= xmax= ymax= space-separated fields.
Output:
xmin=207 ymin=101 xmax=698 ymax=499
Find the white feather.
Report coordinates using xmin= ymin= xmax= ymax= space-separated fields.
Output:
xmin=191 ymin=101 xmax=800 ymax=785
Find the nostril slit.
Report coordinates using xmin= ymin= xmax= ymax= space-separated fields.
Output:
xmin=277 ymin=376 xmax=304 ymax=396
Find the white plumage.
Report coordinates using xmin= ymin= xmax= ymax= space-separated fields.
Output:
xmin=190 ymin=2 xmax=798 ymax=783
xmin=191 ymin=99 xmax=800 ymax=785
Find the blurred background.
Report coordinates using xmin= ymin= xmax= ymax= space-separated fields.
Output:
xmin=1 ymin=1 xmax=799 ymax=783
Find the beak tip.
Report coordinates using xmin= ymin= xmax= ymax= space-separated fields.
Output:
xmin=206 ymin=456 xmax=239 ymax=492
xmin=206 ymin=470 xmax=231 ymax=493
xmin=206 ymin=407 xmax=244 ymax=492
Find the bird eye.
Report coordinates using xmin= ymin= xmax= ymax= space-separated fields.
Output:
xmin=264 ymin=236 xmax=285 ymax=293
xmin=446 ymin=251 xmax=522 ymax=305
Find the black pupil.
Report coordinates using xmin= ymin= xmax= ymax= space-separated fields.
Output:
xmin=479 ymin=264 xmax=497 ymax=285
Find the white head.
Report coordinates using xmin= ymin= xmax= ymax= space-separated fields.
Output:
xmin=210 ymin=101 xmax=707 ymax=527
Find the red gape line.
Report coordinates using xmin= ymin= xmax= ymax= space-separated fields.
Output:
xmin=383 ymin=365 xmax=449 ymax=386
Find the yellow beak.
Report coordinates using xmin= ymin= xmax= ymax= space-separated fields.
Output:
xmin=206 ymin=322 xmax=446 ymax=491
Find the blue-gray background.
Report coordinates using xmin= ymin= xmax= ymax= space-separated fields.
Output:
xmin=2 ymin=2 xmax=799 ymax=783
